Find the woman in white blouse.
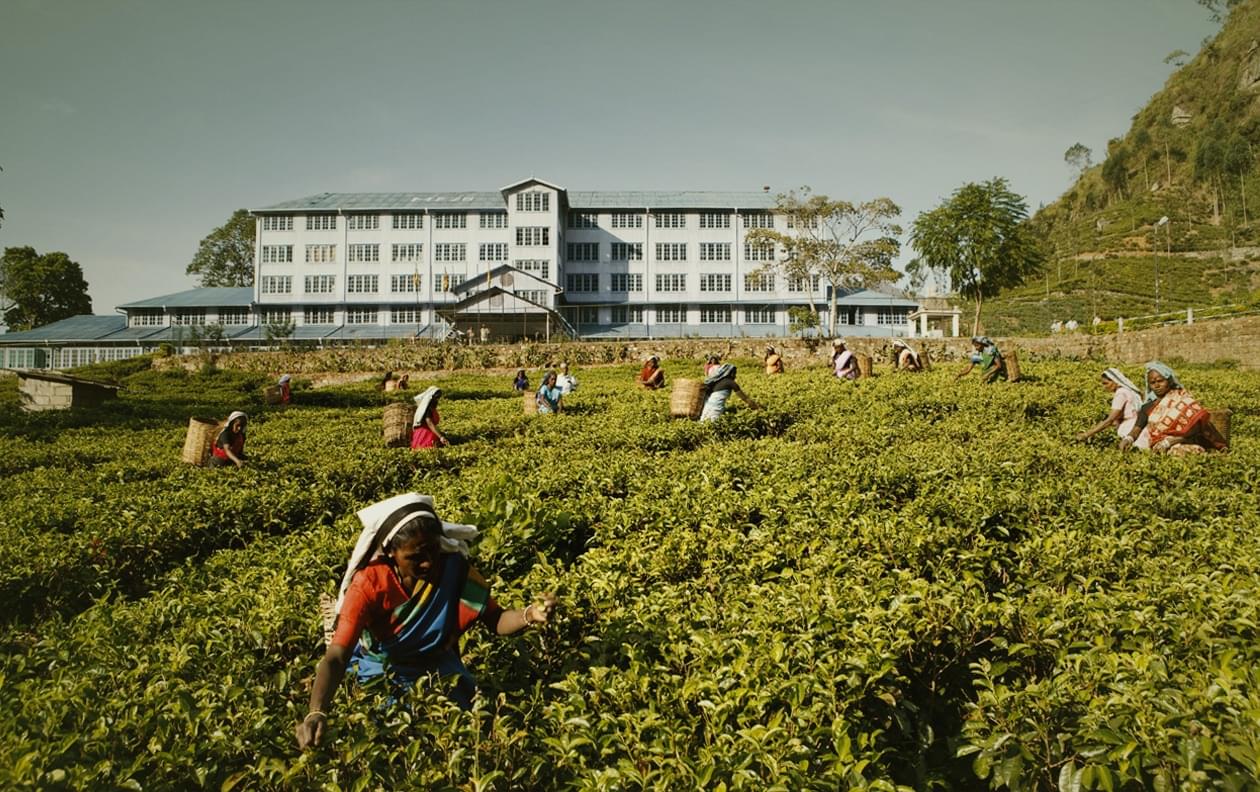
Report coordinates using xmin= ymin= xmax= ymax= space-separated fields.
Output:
xmin=1075 ymin=367 xmax=1141 ymax=444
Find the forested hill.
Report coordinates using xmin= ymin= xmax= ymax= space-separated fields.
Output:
xmin=980 ymin=0 xmax=1260 ymax=335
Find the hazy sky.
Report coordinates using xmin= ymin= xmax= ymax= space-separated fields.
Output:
xmin=0 ymin=0 xmax=1216 ymax=314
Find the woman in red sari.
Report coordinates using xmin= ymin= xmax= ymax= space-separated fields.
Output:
xmin=1120 ymin=361 xmax=1227 ymax=454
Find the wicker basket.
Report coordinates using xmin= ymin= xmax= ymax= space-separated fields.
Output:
xmin=1006 ymin=350 xmax=1022 ymax=382
xmin=523 ymin=392 xmax=539 ymax=415
xmin=263 ymin=385 xmax=283 ymax=405
xmin=383 ymin=402 xmax=412 ymax=448
xmin=182 ymin=417 xmax=219 ymax=466
xmin=1208 ymin=408 xmax=1232 ymax=448
xmin=670 ymin=379 xmax=705 ymax=419
xmin=856 ymin=353 xmax=873 ymax=379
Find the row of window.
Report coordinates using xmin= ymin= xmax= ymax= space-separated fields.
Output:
xmin=573 ymin=212 xmax=775 ymax=230
xmin=565 ymin=306 xmax=778 ymax=325
xmin=262 ymin=210 xmax=785 ymax=234
xmin=564 ymin=273 xmax=818 ymax=293
xmin=266 ymin=213 xmax=511 ymax=232
xmin=571 ymin=242 xmax=775 ymax=262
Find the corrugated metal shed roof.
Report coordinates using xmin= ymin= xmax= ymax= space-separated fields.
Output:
xmin=837 ymin=289 xmax=919 ymax=307
xmin=253 ymin=190 xmax=779 ymax=213
xmin=117 ymin=287 xmax=254 ymax=310
xmin=0 ymin=315 xmax=126 ymax=343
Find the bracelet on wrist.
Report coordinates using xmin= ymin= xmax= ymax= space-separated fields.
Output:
xmin=305 ymin=710 xmax=327 ymax=722
xmin=524 ymin=605 xmax=539 ymax=626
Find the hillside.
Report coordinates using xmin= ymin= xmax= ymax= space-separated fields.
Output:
xmin=978 ymin=0 xmax=1260 ymax=335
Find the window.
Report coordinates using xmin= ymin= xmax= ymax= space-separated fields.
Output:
xmin=655 ymin=273 xmax=686 ymax=292
xmin=434 ymin=243 xmax=466 ymax=262
xmin=304 ymin=275 xmax=336 ymax=294
xmin=568 ymin=212 xmax=597 ymax=229
xmin=567 ymin=242 xmax=599 ymax=262
xmin=655 ymin=243 xmax=686 ymax=261
xmin=571 ymin=306 xmax=598 ymax=325
xmin=699 ymin=243 xmax=730 ymax=261
xmin=261 ymin=309 xmax=291 ymax=325
xmin=787 ymin=215 xmax=819 ymax=229
xmin=745 ymin=306 xmax=777 ymax=324
xmin=392 ymin=243 xmax=423 ymax=262
xmin=610 ymin=273 xmax=643 ymax=292
xmin=656 ymin=305 xmax=685 ymax=323
xmin=261 ymin=275 xmax=292 ymax=295
xmin=516 ymin=227 xmax=550 ymax=246
xmin=566 ymin=273 xmax=599 ymax=292
xmin=347 ymin=274 xmax=379 ymax=294
xmin=261 ymin=245 xmax=293 ymax=263
xmin=699 ymin=212 xmax=731 ymax=229
xmin=744 ymin=272 xmax=775 ymax=292
xmin=479 ymin=212 xmax=508 ymax=229
xmin=700 ymin=307 xmax=731 ymax=323
xmin=391 ymin=307 xmax=423 ymax=324
xmin=391 ymin=273 xmax=422 ymax=293
xmin=654 ymin=212 xmax=686 ymax=229
xmin=610 ymin=306 xmax=644 ymax=323
xmin=219 ymin=308 xmax=250 ymax=325
xmin=130 ymin=310 xmax=164 ymax=327
xmin=303 ymin=308 xmax=335 ymax=324
xmin=347 ymin=214 xmax=379 ymax=230
xmin=434 ymin=213 xmax=467 ymax=229
xmin=436 ymin=273 xmax=455 ymax=292
xmin=516 ymin=289 xmax=548 ymax=304
xmin=788 ymin=274 xmax=822 ymax=292
xmin=744 ymin=242 xmax=775 ymax=261
xmin=262 ymin=216 xmax=293 ymax=231
xmin=514 ymin=259 xmax=550 ymax=280
xmin=306 ymin=215 xmax=337 ymax=231
xmin=611 ymin=213 xmax=643 ymax=229
xmin=877 ymin=309 xmax=907 ymax=325
xmin=347 ymin=243 xmax=380 ymax=263
xmin=611 ymin=242 xmax=643 ymax=261
xmin=172 ymin=310 xmax=206 ymax=326
xmin=517 ymin=192 xmax=550 ymax=212
xmin=742 ymin=213 xmax=773 ymax=229
xmin=306 ymin=244 xmax=337 ymax=263
xmin=393 ymin=213 xmax=423 ymax=229
xmin=699 ymin=273 xmax=732 ymax=292
xmin=474 ymin=243 xmax=505 ymax=262
xmin=346 ymin=308 xmax=378 ymax=324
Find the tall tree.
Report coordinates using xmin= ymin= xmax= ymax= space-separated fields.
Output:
xmin=186 ymin=209 xmax=255 ymax=287
xmin=1064 ymin=143 xmax=1093 ymax=176
xmin=908 ymin=178 xmax=1045 ymax=336
xmin=1196 ymin=0 xmax=1241 ymax=22
xmin=746 ymin=188 xmax=902 ymax=336
xmin=1 ymin=246 xmax=93 ymax=331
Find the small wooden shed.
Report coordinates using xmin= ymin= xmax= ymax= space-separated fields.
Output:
xmin=16 ymin=369 xmax=121 ymax=412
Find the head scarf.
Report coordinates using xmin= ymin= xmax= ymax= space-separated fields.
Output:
xmin=704 ymin=363 xmax=737 ymax=386
xmin=1143 ymin=361 xmax=1182 ymax=402
xmin=1102 ymin=367 xmax=1140 ymax=396
xmin=647 ymin=355 xmax=659 ymax=366
xmin=892 ymin=339 xmax=909 ymax=351
xmin=226 ymin=411 xmax=247 ymax=433
xmin=765 ymin=345 xmax=777 ymax=356
xmin=278 ymin=374 xmax=291 ymax=385
xmin=972 ymin=335 xmax=993 ymax=347
xmin=335 ymin=493 xmax=479 ymax=614
xmin=832 ymin=338 xmax=845 ymax=348
xmin=412 ymin=386 xmax=441 ymax=428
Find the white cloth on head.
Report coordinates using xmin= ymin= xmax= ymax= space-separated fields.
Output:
xmin=226 ymin=410 xmax=247 ymax=426
xmin=278 ymin=374 xmax=291 ymax=384
xmin=334 ymin=492 xmax=479 ymax=615
xmin=412 ymin=386 xmax=440 ymax=428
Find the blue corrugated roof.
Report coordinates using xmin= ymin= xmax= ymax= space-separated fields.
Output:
xmin=253 ymin=190 xmax=779 ymax=213
xmin=117 ymin=287 xmax=254 ymax=310
xmin=0 ymin=315 xmax=126 ymax=343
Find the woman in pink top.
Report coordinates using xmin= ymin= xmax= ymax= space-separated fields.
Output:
xmin=1075 ymin=367 xmax=1140 ymax=444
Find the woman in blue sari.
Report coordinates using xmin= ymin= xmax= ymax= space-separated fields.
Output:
xmin=296 ymin=493 xmax=556 ymax=749
xmin=536 ymin=370 xmax=564 ymax=414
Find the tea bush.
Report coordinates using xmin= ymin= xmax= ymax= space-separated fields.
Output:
xmin=0 ymin=359 xmax=1256 ymax=789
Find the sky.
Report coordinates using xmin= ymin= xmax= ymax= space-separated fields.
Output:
xmin=0 ymin=0 xmax=1218 ymax=315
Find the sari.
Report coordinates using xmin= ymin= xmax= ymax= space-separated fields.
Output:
xmin=700 ymin=364 xmax=738 ymax=422
xmin=969 ymin=336 xmax=1006 ymax=381
xmin=833 ymin=350 xmax=857 ymax=380
xmin=764 ymin=348 xmax=784 ymax=375
xmin=537 ymin=383 xmax=562 ymax=414
xmin=1136 ymin=362 xmax=1226 ymax=452
xmin=638 ymin=360 xmax=665 ymax=389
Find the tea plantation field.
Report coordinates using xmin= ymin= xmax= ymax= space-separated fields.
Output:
xmin=1 ymin=358 xmax=1257 ymax=790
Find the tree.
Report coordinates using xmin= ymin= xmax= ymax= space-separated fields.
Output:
xmin=1196 ymin=0 xmax=1241 ymax=22
xmin=1 ymin=246 xmax=93 ymax=331
xmin=1064 ymin=143 xmax=1093 ymax=176
xmin=1164 ymin=49 xmax=1190 ymax=68
xmin=187 ymin=209 xmax=255 ymax=287
xmin=1101 ymin=138 xmax=1131 ymax=203
xmin=908 ymin=178 xmax=1045 ymax=336
xmin=746 ymin=188 xmax=902 ymax=336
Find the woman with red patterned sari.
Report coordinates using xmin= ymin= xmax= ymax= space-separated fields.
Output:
xmin=1120 ymin=361 xmax=1227 ymax=454
xmin=297 ymin=493 xmax=556 ymax=749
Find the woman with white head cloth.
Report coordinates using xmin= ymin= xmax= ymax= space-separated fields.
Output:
xmin=831 ymin=339 xmax=858 ymax=380
xmin=1075 ymin=368 xmax=1141 ymax=443
xmin=208 ymin=411 xmax=248 ymax=468
xmin=891 ymin=339 xmax=922 ymax=372
xmin=409 ymin=386 xmax=449 ymax=449
xmin=278 ymin=374 xmax=292 ymax=405
xmin=297 ymin=493 xmax=557 ymax=749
